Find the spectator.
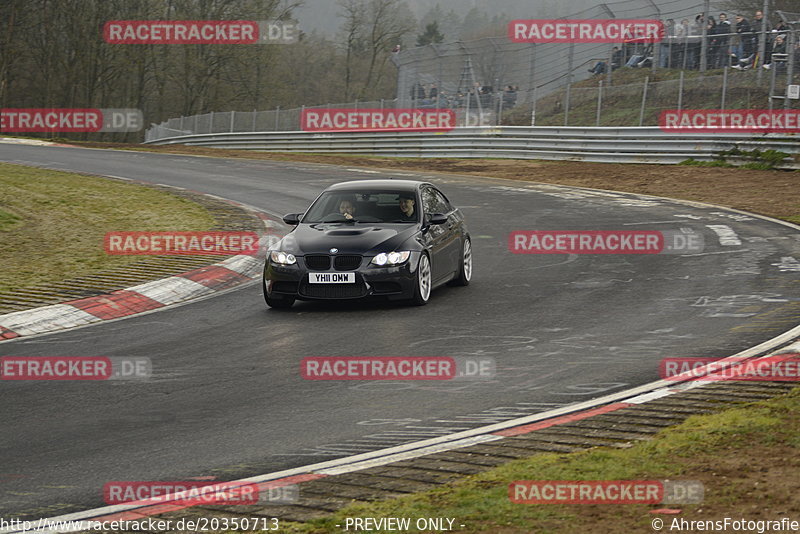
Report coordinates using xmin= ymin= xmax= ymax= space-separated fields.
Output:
xmin=706 ymin=16 xmax=720 ymax=69
xmin=660 ymin=19 xmax=675 ymax=68
xmin=611 ymin=46 xmax=623 ymax=70
xmin=763 ymin=34 xmax=786 ymax=71
xmin=674 ymin=19 xmax=690 ymax=69
xmin=588 ymin=60 xmax=607 ymax=75
xmin=751 ymin=10 xmax=772 ymax=65
xmin=410 ymin=82 xmax=425 ymax=100
xmin=429 ymin=83 xmax=438 ymax=100
xmin=502 ymin=85 xmax=517 ymax=107
xmin=688 ymin=14 xmax=704 ymax=69
xmin=717 ymin=13 xmax=732 ymax=67
xmin=732 ymin=14 xmax=755 ymax=68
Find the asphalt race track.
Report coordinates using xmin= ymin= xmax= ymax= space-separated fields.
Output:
xmin=1 ymin=144 xmax=798 ymax=519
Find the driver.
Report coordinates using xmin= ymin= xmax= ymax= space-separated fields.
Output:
xmin=338 ymin=198 xmax=356 ymax=220
xmin=398 ymin=192 xmax=416 ymax=221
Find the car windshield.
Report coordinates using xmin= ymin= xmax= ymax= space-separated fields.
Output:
xmin=302 ymin=190 xmax=419 ymax=224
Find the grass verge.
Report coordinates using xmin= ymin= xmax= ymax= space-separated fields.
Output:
xmin=279 ymin=387 xmax=800 ymax=533
xmin=0 ymin=162 xmax=216 ymax=292
xmin=49 ymin=141 xmax=800 ymax=226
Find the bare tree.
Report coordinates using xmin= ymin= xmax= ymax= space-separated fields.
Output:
xmin=359 ymin=0 xmax=416 ymax=99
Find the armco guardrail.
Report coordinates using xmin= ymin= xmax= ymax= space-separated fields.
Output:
xmin=144 ymin=126 xmax=800 ymax=168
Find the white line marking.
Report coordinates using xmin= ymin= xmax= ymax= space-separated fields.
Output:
xmin=706 ymin=224 xmax=742 ymax=246
xmin=316 ymin=435 xmax=503 ymax=475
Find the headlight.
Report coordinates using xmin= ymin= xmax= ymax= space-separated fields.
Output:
xmin=270 ymin=251 xmax=297 ymax=265
xmin=371 ymin=251 xmax=411 ymax=266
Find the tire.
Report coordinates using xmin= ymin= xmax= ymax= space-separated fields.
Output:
xmin=263 ymin=278 xmax=295 ymax=309
xmin=449 ymin=237 xmax=472 ymax=287
xmin=409 ymin=252 xmax=432 ymax=306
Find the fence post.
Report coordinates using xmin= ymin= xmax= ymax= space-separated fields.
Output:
xmin=380 ymin=98 xmax=384 ymax=111
xmin=194 ymin=114 xmax=198 ymax=134
xmin=180 ymin=115 xmax=185 ymax=132
xmin=497 ymin=89 xmax=504 ymax=126
xmin=209 ymin=111 xmax=214 ymax=133
xmin=465 ymin=91 xmax=471 ymax=126
xmin=252 ymin=109 xmax=257 ymax=131
xmin=677 ymin=71 xmax=685 ymax=111
xmin=596 ymin=80 xmax=603 ymax=126
xmin=230 ymin=111 xmax=235 ymax=132
xmin=275 ymin=106 xmax=280 ymax=130
xmin=528 ymin=43 xmax=537 ymax=109
xmin=721 ymin=66 xmax=728 ymax=109
xmin=786 ymin=30 xmax=796 ymax=110
xmin=300 ymin=105 xmax=305 ymax=131
xmin=639 ymin=76 xmax=649 ymax=126
xmin=530 ymin=85 xmax=537 ymax=126
xmin=700 ymin=0 xmax=710 ymax=72
xmin=564 ymin=41 xmax=575 ymax=126
xmin=756 ymin=0 xmax=768 ymax=82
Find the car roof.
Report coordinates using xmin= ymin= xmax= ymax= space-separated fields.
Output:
xmin=325 ymin=179 xmax=429 ymax=192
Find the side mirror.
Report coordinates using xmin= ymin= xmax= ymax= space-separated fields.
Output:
xmin=282 ymin=213 xmax=301 ymax=225
xmin=428 ymin=213 xmax=448 ymax=225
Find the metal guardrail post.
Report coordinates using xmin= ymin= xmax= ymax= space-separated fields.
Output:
xmin=209 ymin=111 xmax=214 ymax=134
xmin=230 ymin=111 xmax=235 ymax=133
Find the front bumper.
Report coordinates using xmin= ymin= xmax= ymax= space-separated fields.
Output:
xmin=264 ymin=254 xmax=419 ymax=301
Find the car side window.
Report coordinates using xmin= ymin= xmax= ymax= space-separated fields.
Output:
xmin=421 ymin=187 xmax=448 ymax=215
xmin=432 ymin=189 xmax=452 ymax=213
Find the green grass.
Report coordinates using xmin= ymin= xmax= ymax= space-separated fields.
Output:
xmin=503 ymin=67 xmax=779 ymax=127
xmin=274 ymin=387 xmax=800 ymax=533
xmin=0 ymin=163 xmax=216 ymax=292
xmin=0 ymin=207 xmax=21 ymax=231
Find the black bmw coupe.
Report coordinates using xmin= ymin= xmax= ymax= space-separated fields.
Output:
xmin=263 ymin=179 xmax=472 ymax=308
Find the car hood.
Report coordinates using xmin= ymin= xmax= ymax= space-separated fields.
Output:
xmin=278 ymin=223 xmax=419 ymax=255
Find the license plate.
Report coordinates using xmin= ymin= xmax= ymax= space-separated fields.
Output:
xmin=308 ymin=272 xmax=355 ymax=284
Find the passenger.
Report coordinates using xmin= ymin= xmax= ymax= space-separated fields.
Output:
xmin=398 ymin=193 xmax=416 ymax=221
